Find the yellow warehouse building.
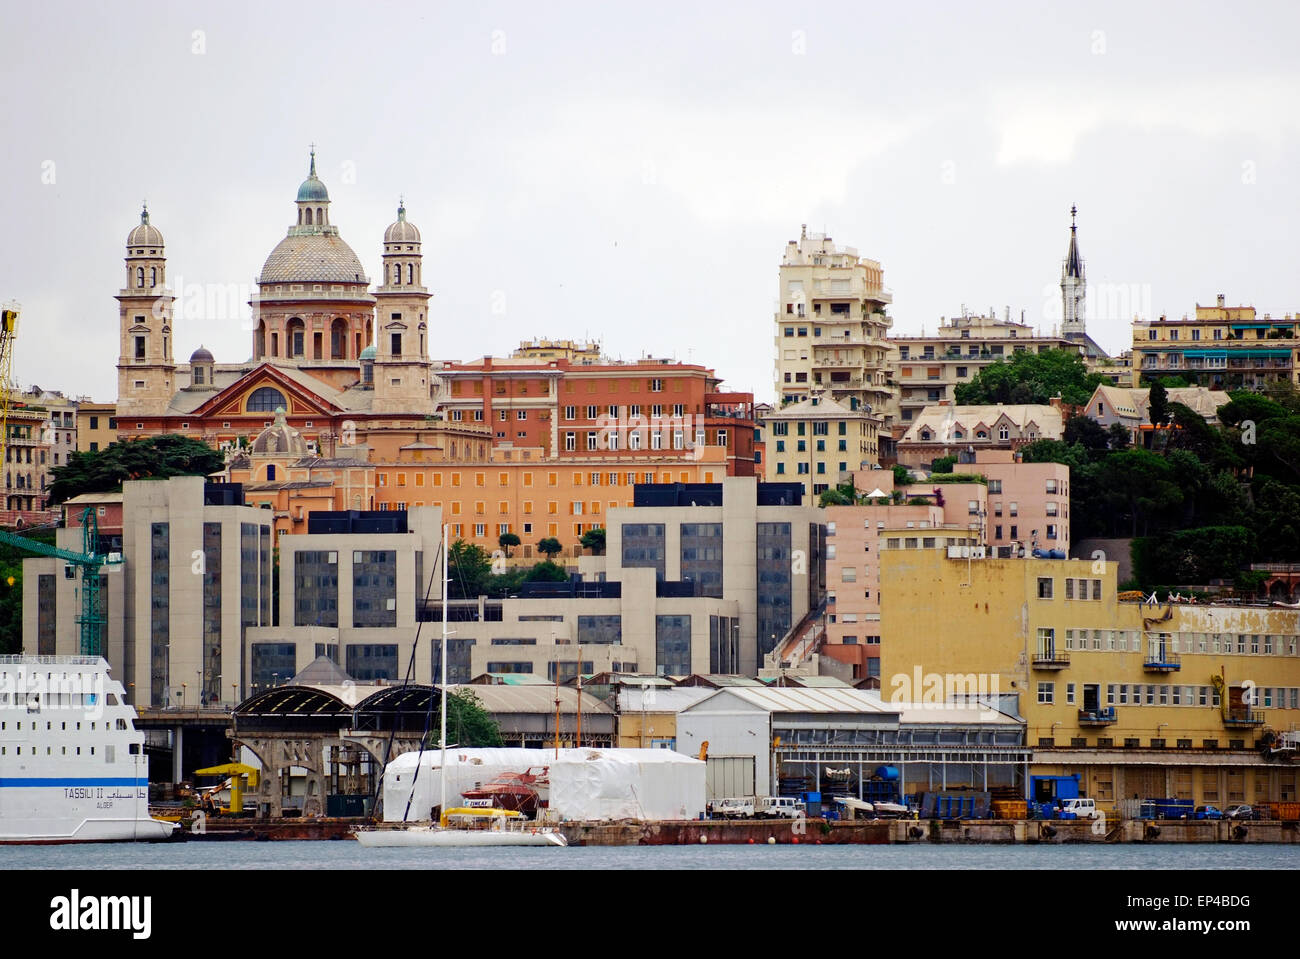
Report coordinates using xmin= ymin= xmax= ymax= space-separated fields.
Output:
xmin=881 ymin=547 xmax=1300 ymax=810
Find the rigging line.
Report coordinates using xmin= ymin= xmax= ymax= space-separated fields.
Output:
xmin=366 ymin=535 xmax=445 ymax=821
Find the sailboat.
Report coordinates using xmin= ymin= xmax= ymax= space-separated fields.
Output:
xmin=355 ymin=524 xmax=567 ymax=848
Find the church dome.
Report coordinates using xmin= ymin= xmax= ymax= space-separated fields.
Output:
xmin=190 ymin=345 xmax=214 ymax=364
xmin=359 ymin=345 xmax=376 ymax=360
xmin=297 ymin=175 xmax=329 ymax=203
xmin=296 ymin=150 xmax=330 ymax=202
xmin=259 ymin=232 xmax=368 ymax=285
xmin=127 ymin=207 xmax=164 ymax=248
xmin=384 ymin=203 xmax=421 ymax=243
xmin=250 ymin=407 xmax=307 ymax=457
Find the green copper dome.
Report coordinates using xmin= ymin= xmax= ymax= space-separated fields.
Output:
xmin=296 ymin=149 xmax=330 ymax=202
xmin=359 ymin=345 xmax=376 ymax=360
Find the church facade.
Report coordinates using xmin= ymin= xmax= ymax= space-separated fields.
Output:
xmin=113 ymin=152 xmax=490 ymax=463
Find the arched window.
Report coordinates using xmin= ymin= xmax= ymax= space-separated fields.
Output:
xmin=246 ymin=387 xmax=288 ymax=413
xmin=393 ymin=264 xmax=401 ymax=285
xmin=136 ymin=267 xmax=144 ymax=287
xmin=194 ymin=367 xmax=205 ymax=386
xmin=297 ymin=209 xmax=303 ymax=225
xmin=305 ymin=208 xmax=313 ymax=225
xmin=331 ymin=318 xmax=347 ymax=359
xmin=256 ymin=320 xmax=267 ymax=359
xmin=150 ymin=267 xmax=157 ymax=287
xmin=407 ymin=264 xmax=414 ymax=285
xmin=316 ymin=207 xmax=322 ymax=224
xmin=267 ymin=464 xmax=277 ymax=481
xmin=286 ymin=317 xmax=305 ymax=357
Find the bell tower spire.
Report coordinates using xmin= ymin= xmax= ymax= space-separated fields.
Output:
xmin=1061 ymin=204 xmax=1086 ymax=338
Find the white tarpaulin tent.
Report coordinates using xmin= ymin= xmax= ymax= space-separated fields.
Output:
xmin=380 ymin=747 xmax=705 ymax=822
xmin=551 ymin=749 xmax=706 ymax=822
xmin=381 ymin=748 xmax=544 ymax=822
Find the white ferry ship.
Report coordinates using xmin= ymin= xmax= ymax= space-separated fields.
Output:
xmin=0 ymin=655 xmax=176 ymax=844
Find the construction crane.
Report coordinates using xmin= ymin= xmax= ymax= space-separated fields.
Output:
xmin=0 ymin=301 xmax=122 ymax=656
xmin=193 ymin=763 xmax=260 ymax=815
xmin=0 ymin=302 xmax=18 ymax=460
xmin=0 ymin=508 xmax=120 ymax=656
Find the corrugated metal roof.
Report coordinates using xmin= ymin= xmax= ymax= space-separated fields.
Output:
xmin=708 ymin=686 xmax=898 ymax=714
xmin=859 ymin=691 xmax=1021 ymax=725
xmin=444 ymin=683 xmax=612 ymax=715
xmin=476 ymin=673 xmax=553 ymax=686
xmin=615 ymin=687 xmax=716 ymax=714
xmin=787 ymin=675 xmax=854 ymax=688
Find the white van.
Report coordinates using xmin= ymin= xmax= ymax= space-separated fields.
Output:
xmin=1060 ymin=798 xmax=1100 ymax=819
xmin=710 ymin=798 xmax=756 ymax=819
xmin=757 ymin=796 xmax=807 ymax=819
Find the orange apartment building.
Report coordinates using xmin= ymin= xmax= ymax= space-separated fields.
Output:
xmin=435 ymin=348 xmax=760 ymax=477
xmin=226 ymin=410 xmax=728 ymax=559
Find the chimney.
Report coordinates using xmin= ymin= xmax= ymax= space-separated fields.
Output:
xmin=1217 ymin=294 xmax=1226 ymax=308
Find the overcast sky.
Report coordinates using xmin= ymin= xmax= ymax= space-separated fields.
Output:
xmin=3 ymin=1 xmax=1298 ymax=404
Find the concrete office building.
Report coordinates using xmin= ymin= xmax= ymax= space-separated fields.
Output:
xmin=22 ymin=475 xmax=274 ymax=708
xmin=244 ymin=505 xmax=444 ymax=692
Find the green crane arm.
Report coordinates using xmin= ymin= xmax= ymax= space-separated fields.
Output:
xmin=1 ymin=508 xmax=120 ymax=657
xmin=0 ymin=528 xmax=99 ymax=565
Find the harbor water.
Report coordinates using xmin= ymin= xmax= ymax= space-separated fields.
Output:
xmin=4 ymin=841 xmax=1299 ymax=870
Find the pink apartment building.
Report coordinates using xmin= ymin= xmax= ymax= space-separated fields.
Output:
xmin=819 ymin=451 xmax=1069 ymax=679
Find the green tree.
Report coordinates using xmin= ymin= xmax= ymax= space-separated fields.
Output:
xmin=580 ymin=528 xmax=606 ymax=555
xmin=1063 ymin=414 xmax=1110 ymax=459
xmin=1099 ymin=449 xmax=1183 ymax=536
xmin=891 ymin=464 xmax=912 ymax=486
xmin=818 ymin=482 xmax=855 ymax=507
xmin=525 ymin=560 xmax=570 ymax=582
xmin=435 ymin=688 xmax=503 ymax=747
xmin=447 ymin=540 xmax=494 ymax=599
xmin=1148 ymin=380 xmax=1170 ymax=428
xmin=497 ymin=532 xmax=520 ymax=557
xmin=954 ymin=348 xmax=1106 ymax=407
xmin=0 ymin=531 xmax=55 ymax=654
xmin=1105 ymin=422 xmax=1131 ymax=451
xmin=48 ymin=435 xmax=225 ymax=506
xmin=537 ymin=537 xmax=563 ymax=560
xmin=931 ymin=455 xmax=957 ymax=474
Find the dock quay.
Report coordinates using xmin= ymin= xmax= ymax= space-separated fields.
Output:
xmin=168 ymin=816 xmax=1300 ymax=844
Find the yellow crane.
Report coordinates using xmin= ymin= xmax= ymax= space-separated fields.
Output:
xmin=193 ymin=763 xmax=261 ymax=815
xmin=0 ymin=302 xmax=18 ymax=465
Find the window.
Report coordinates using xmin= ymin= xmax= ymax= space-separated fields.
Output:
xmin=1037 ymin=577 xmax=1053 ymax=599
xmin=1037 ymin=682 xmax=1054 ymax=704
xmin=564 ymin=432 xmax=576 ymax=452
xmin=247 ymin=387 xmax=287 ymax=412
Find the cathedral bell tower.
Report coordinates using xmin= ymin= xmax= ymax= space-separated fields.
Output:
xmin=1061 ymin=204 xmax=1086 ymax=339
xmin=116 ymin=205 xmax=176 ymax=418
xmin=372 ymin=200 xmax=432 ymax=413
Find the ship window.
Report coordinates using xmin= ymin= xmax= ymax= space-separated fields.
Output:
xmin=116 ymin=718 xmax=128 ymax=730
xmin=129 ymin=743 xmax=141 ymax=755
xmin=90 ymin=747 xmax=95 ymax=755
xmin=105 ymin=745 xmax=115 ymax=762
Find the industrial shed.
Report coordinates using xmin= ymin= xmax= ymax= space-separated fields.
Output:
xmin=674 ymin=687 xmax=1029 ymax=800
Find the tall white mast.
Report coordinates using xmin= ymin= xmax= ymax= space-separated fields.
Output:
xmin=439 ymin=524 xmax=449 ymax=821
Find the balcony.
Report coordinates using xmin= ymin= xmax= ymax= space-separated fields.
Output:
xmin=1031 ymin=650 xmax=1070 ymax=670
xmin=1078 ymin=707 xmax=1117 ymax=726
xmin=1224 ymin=710 xmax=1264 ymax=726
xmin=1142 ymin=651 xmax=1180 ymax=672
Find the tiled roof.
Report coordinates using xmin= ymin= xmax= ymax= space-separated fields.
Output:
xmin=258 ymin=232 xmax=368 ymax=285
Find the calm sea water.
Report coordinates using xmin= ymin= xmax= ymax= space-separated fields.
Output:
xmin=3 ymin=841 xmax=1299 ymax=870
